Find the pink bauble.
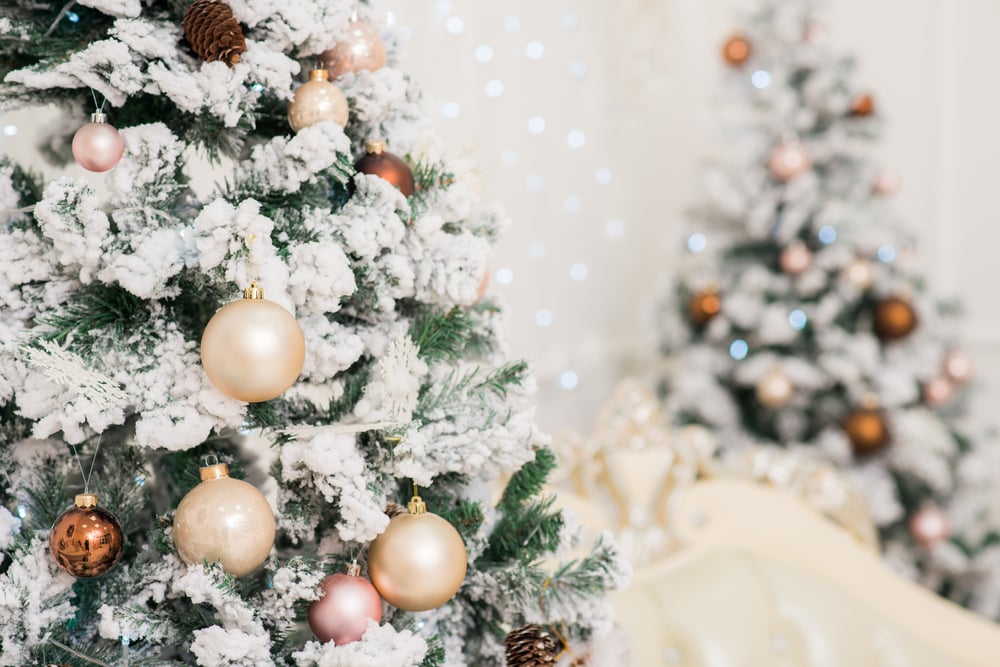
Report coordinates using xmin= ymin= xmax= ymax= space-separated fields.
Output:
xmin=72 ymin=114 xmax=124 ymax=172
xmin=909 ymin=506 xmax=951 ymax=548
xmin=779 ymin=241 xmax=812 ymax=275
xmin=873 ymin=172 xmax=900 ymax=196
xmin=768 ymin=142 xmax=812 ymax=182
xmin=943 ymin=349 xmax=974 ymax=385
xmin=321 ymin=20 xmax=387 ymax=79
xmin=922 ymin=377 xmax=954 ymax=408
xmin=308 ymin=569 xmax=383 ymax=645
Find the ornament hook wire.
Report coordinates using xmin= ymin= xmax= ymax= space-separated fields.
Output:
xmin=70 ymin=431 xmax=105 ymax=494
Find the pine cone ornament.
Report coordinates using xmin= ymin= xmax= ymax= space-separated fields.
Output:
xmin=182 ymin=0 xmax=247 ymax=67
xmin=505 ymin=624 xmax=562 ymax=666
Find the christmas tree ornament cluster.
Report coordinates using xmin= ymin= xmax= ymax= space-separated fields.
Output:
xmin=722 ymin=33 xmax=752 ymax=66
xmin=504 ymin=624 xmax=563 ymax=666
xmin=50 ymin=493 xmax=124 ymax=578
xmin=688 ymin=289 xmax=721 ymax=326
xmin=768 ymin=141 xmax=812 ymax=181
xmin=308 ymin=563 xmax=382 ymax=645
xmin=355 ymin=140 xmax=415 ymax=197
xmin=288 ymin=68 xmax=349 ymax=132
xmin=200 ymin=281 xmax=306 ymax=403
xmin=72 ymin=112 xmax=124 ymax=173
xmin=872 ymin=295 xmax=918 ymax=341
xmin=366 ymin=492 xmax=467 ymax=611
xmin=172 ymin=462 xmax=275 ymax=577
xmin=843 ymin=407 xmax=890 ymax=455
xmin=321 ymin=19 xmax=387 ymax=79
xmin=182 ymin=0 xmax=246 ymax=66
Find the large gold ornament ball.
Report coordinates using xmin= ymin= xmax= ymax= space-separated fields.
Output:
xmin=768 ymin=142 xmax=812 ymax=182
xmin=843 ymin=408 xmax=890 ymax=455
xmin=321 ymin=19 xmax=387 ymax=79
xmin=722 ymin=34 xmax=752 ymax=66
xmin=201 ymin=291 xmax=306 ymax=403
xmin=367 ymin=505 xmax=467 ymax=611
xmin=173 ymin=463 xmax=276 ymax=577
xmin=688 ymin=290 xmax=721 ymax=326
xmin=50 ymin=494 xmax=124 ymax=578
xmin=756 ymin=368 xmax=794 ymax=408
xmin=872 ymin=296 xmax=918 ymax=341
xmin=288 ymin=69 xmax=349 ymax=132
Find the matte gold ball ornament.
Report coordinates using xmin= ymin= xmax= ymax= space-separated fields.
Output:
xmin=201 ymin=281 xmax=306 ymax=403
xmin=873 ymin=296 xmax=918 ymax=341
xmin=321 ymin=19 xmax=387 ymax=79
xmin=688 ymin=289 xmax=721 ymax=327
xmin=172 ymin=462 xmax=276 ymax=577
xmin=355 ymin=139 xmax=415 ymax=197
xmin=288 ymin=69 xmax=349 ymax=133
xmin=779 ymin=241 xmax=812 ymax=275
xmin=843 ymin=407 xmax=890 ymax=455
xmin=756 ymin=367 xmax=794 ymax=408
xmin=50 ymin=493 xmax=125 ymax=578
xmin=722 ymin=34 xmax=752 ymax=66
xmin=367 ymin=493 xmax=467 ymax=611
xmin=768 ymin=141 xmax=812 ymax=182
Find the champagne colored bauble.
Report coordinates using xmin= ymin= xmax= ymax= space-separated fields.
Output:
xmin=843 ymin=407 xmax=890 ymax=455
xmin=909 ymin=505 xmax=951 ymax=548
xmin=843 ymin=258 xmax=874 ymax=289
xmin=873 ymin=172 xmax=900 ymax=196
xmin=355 ymin=139 xmax=415 ymax=197
xmin=367 ymin=495 xmax=467 ymax=611
xmin=779 ymin=241 xmax=812 ymax=275
xmin=756 ymin=368 xmax=794 ymax=408
xmin=768 ymin=142 xmax=812 ymax=182
xmin=50 ymin=493 xmax=124 ymax=578
xmin=72 ymin=112 xmax=124 ymax=172
xmin=173 ymin=463 xmax=276 ymax=577
xmin=873 ymin=296 xmax=918 ymax=341
xmin=722 ymin=34 xmax=752 ymax=66
xmin=201 ymin=282 xmax=306 ymax=403
xmin=688 ymin=290 xmax=721 ymax=326
xmin=308 ymin=563 xmax=383 ymax=644
xmin=923 ymin=377 xmax=954 ymax=408
xmin=321 ymin=19 xmax=387 ymax=79
xmin=850 ymin=93 xmax=875 ymax=117
xmin=288 ymin=69 xmax=349 ymax=132
xmin=943 ymin=349 xmax=974 ymax=385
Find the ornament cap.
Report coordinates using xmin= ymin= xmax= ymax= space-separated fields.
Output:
xmin=407 ymin=494 xmax=427 ymax=515
xmin=365 ymin=139 xmax=387 ymax=155
xmin=308 ymin=68 xmax=330 ymax=82
xmin=345 ymin=561 xmax=362 ymax=577
xmin=243 ymin=281 xmax=264 ymax=300
xmin=90 ymin=111 xmax=108 ymax=124
xmin=74 ymin=493 xmax=99 ymax=509
xmin=200 ymin=462 xmax=231 ymax=481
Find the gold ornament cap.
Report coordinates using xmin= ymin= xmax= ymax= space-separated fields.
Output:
xmin=74 ymin=493 xmax=99 ymax=509
xmin=309 ymin=68 xmax=331 ymax=82
xmin=200 ymin=462 xmax=231 ymax=481
xmin=407 ymin=494 xmax=427 ymax=515
xmin=243 ymin=281 xmax=264 ymax=300
xmin=345 ymin=561 xmax=362 ymax=577
xmin=365 ymin=139 xmax=387 ymax=154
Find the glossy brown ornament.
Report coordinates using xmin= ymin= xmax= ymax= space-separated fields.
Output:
xmin=873 ymin=296 xmax=918 ymax=341
xmin=688 ymin=290 xmax=721 ymax=326
xmin=355 ymin=140 xmax=415 ymax=197
xmin=367 ymin=495 xmax=467 ymax=611
xmin=779 ymin=241 xmax=812 ymax=275
xmin=50 ymin=493 xmax=124 ymax=578
xmin=288 ymin=69 xmax=349 ymax=132
xmin=308 ymin=563 xmax=383 ymax=644
xmin=909 ymin=505 xmax=951 ymax=548
xmin=722 ymin=34 xmax=752 ymax=66
xmin=321 ymin=19 xmax=387 ymax=79
xmin=849 ymin=93 xmax=875 ymax=117
xmin=843 ymin=407 xmax=890 ymax=455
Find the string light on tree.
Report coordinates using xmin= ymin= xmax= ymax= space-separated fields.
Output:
xmin=288 ymin=69 xmax=349 ymax=132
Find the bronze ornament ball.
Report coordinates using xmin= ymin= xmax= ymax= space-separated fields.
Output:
xmin=843 ymin=407 xmax=890 ymax=455
xmin=688 ymin=290 xmax=722 ymax=326
xmin=722 ymin=34 xmax=752 ymax=66
xmin=850 ymin=93 xmax=875 ymax=117
xmin=355 ymin=140 xmax=415 ymax=197
xmin=321 ymin=19 xmax=388 ymax=79
xmin=872 ymin=296 xmax=918 ymax=341
xmin=50 ymin=493 xmax=125 ymax=578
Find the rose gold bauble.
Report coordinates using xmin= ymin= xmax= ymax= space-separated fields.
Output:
xmin=843 ymin=258 xmax=874 ymax=289
xmin=909 ymin=506 xmax=951 ymax=548
xmin=475 ymin=269 xmax=490 ymax=303
xmin=321 ymin=19 xmax=387 ymax=79
xmin=756 ymin=368 xmax=794 ymax=408
xmin=768 ymin=142 xmax=812 ymax=182
xmin=201 ymin=282 xmax=306 ymax=403
xmin=943 ymin=349 xmax=974 ymax=385
xmin=779 ymin=241 xmax=812 ymax=275
xmin=843 ymin=407 xmax=890 ymax=455
xmin=367 ymin=495 xmax=467 ymax=612
xmin=873 ymin=296 xmax=918 ymax=341
xmin=722 ymin=34 xmax=752 ymax=66
xmin=50 ymin=493 xmax=124 ymax=578
xmin=72 ymin=113 xmax=124 ymax=172
xmin=288 ymin=69 xmax=349 ymax=132
xmin=308 ymin=564 xmax=383 ymax=644
xmin=688 ymin=290 xmax=721 ymax=326
xmin=923 ymin=377 xmax=955 ymax=408
xmin=850 ymin=93 xmax=875 ymax=117
xmin=872 ymin=172 xmax=900 ymax=196
xmin=172 ymin=463 xmax=276 ymax=577
xmin=355 ymin=139 xmax=415 ymax=197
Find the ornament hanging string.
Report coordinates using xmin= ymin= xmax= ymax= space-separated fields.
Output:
xmin=539 ymin=577 xmax=576 ymax=662
xmin=70 ymin=432 xmax=104 ymax=494
xmin=89 ymin=87 xmax=108 ymax=114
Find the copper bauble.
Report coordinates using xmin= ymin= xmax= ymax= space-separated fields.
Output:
xmin=288 ymin=69 xmax=349 ymax=132
xmin=201 ymin=282 xmax=306 ymax=403
xmin=843 ymin=258 xmax=874 ymax=289
xmin=321 ymin=19 xmax=387 ymax=79
xmin=923 ymin=377 xmax=954 ymax=408
xmin=50 ymin=493 xmax=124 ymax=578
xmin=768 ymin=142 xmax=812 ymax=182
xmin=355 ymin=140 xmax=415 ymax=196
xmin=367 ymin=495 xmax=467 ymax=611
xmin=722 ymin=34 xmax=752 ymax=66
xmin=172 ymin=463 xmax=276 ymax=577
xmin=72 ymin=113 xmax=124 ymax=172
xmin=873 ymin=296 xmax=918 ymax=341
xmin=779 ymin=241 xmax=812 ymax=275
xmin=756 ymin=368 xmax=794 ymax=408
xmin=843 ymin=408 xmax=890 ymax=455
xmin=308 ymin=563 xmax=383 ymax=644
xmin=850 ymin=93 xmax=875 ymax=117
xmin=943 ymin=349 xmax=974 ymax=385
xmin=688 ymin=290 xmax=721 ymax=326
xmin=909 ymin=505 xmax=951 ymax=548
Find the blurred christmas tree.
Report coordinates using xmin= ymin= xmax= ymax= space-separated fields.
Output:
xmin=656 ymin=0 xmax=1000 ymax=616
xmin=0 ymin=1 xmax=624 ymax=665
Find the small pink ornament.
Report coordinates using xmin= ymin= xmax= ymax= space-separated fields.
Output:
xmin=779 ymin=241 xmax=812 ymax=275
xmin=321 ymin=19 xmax=387 ymax=79
xmin=873 ymin=172 xmax=900 ymax=196
xmin=909 ymin=506 xmax=951 ymax=548
xmin=308 ymin=564 xmax=383 ymax=645
xmin=943 ymin=349 xmax=974 ymax=385
xmin=922 ymin=377 xmax=954 ymax=408
xmin=72 ymin=112 xmax=124 ymax=172
xmin=768 ymin=141 xmax=812 ymax=182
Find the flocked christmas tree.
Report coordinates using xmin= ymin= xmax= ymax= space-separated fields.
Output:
xmin=656 ymin=0 xmax=1000 ymax=617
xmin=0 ymin=1 xmax=626 ymax=664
